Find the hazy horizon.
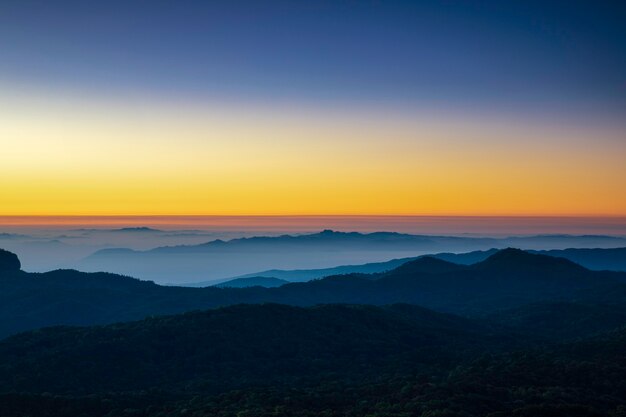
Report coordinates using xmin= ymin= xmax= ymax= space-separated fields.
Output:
xmin=2 ymin=215 xmax=625 ymax=283
xmin=3 ymin=215 xmax=626 ymax=236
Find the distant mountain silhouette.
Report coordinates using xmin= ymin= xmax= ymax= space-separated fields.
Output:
xmin=78 ymin=230 xmax=626 ymax=284
xmin=87 ymin=230 xmax=456 ymax=255
xmin=206 ymin=246 xmax=626 ymax=285
xmin=74 ymin=227 xmax=164 ymax=233
xmin=536 ymin=247 xmax=626 ymax=271
xmin=472 ymin=247 xmax=588 ymax=274
xmin=87 ymin=231 xmax=626 ymax=257
xmin=216 ymin=276 xmax=289 ymax=288
xmin=3 ymin=247 xmax=626 ymax=338
xmin=111 ymin=227 xmax=163 ymax=233
xmin=430 ymin=248 xmax=499 ymax=264
xmin=187 ymin=255 xmax=418 ymax=286
xmin=0 ymin=233 xmax=28 ymax=240
xmin=90 ymin=247 xmax=137 ymax=255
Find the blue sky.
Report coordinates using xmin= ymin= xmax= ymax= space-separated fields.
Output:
xmin=1 ymin=0 xmax=625 ymax=119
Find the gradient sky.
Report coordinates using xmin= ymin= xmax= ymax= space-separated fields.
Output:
xmin=1 ymin=0 xmax=625 ymax=216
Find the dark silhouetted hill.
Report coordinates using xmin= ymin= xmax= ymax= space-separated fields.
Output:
xmin=0 ymin=304 xmax=496 ymax=395
xmin=486 ymin=301 xmax=626 ymax=340
xmin=0 ymin=249 xmax=20 ymax=272
xmin=0 ymin=303 xmax=625 ymax=417
xmin=390 ymin=255 xmax=466 ymax=275
xmin=473 ymin=248 xmax=586 ymax=273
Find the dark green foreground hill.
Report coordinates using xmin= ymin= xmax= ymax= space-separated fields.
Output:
xmin=0 ymin=302 xmax=625 ymax=417
xmin=0 ymin=304 xmax=497 ymax=395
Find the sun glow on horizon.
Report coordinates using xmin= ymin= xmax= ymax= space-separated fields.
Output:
xmin=1 ymin=90 xmax=625 ymax=217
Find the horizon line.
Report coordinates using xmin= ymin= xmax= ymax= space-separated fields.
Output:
xmin=1 ymin=214 xmax=626 ymax=219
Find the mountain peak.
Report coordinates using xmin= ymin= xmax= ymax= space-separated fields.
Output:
xmin=0 ymin=249 xmax=21 ymax=272
xmin=487 ymin=247 xmax=533 ymax=261
xmin=113 ymin=227 xmax=162 ymax=233
xmin=392 ymin=256 xmax=464 ymax=275
xmin=475 ymin=248 xmax=587 ymax=273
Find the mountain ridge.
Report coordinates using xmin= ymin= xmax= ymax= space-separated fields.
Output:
xmin=3 ymin=247 xmax=626 ymax=338
xmin=216 ymin=276 xmax=289 ymax=288
xmin=193 ymin=246 xmax=626 ymax=286
xmin=87 ymin=231 xmax=626 ymax=257
xmin=77 ymin=231 xmax=626 ymax=284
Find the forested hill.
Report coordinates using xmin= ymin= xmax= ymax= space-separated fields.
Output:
xmin=0 ymin=304 xmax=501 ymax=395
xmin=1 ymin=302 xmax=625 ymax=417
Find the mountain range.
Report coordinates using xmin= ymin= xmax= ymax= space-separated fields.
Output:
xmin=76 ymin=230 xmax=626 ymax=284
xmin=191 ymin=246 xmax=626 ymax=287
xmin=2 ymin=247 xmax=626 ymax=338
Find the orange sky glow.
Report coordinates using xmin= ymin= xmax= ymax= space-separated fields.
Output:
xmin=1 ymin=90 xmax=625 ymax=217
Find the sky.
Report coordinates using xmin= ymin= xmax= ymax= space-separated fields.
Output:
xmin=1 ymin=0 xmax=625 ymax=217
